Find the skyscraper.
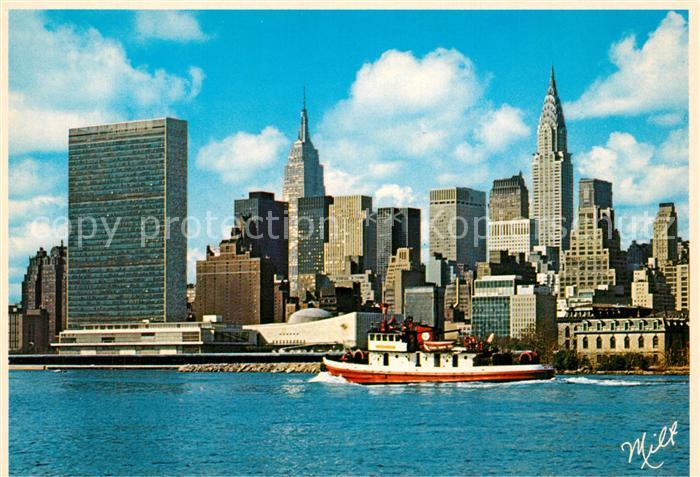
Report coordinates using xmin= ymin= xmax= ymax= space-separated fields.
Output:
xmin=324 ymin=195 xmax=375 ymax=276
xmin=652 ymin=202 xmax=678 ymax=266
xmin=68 ymin=118 xmax=187 ymax=324
xmin=531 ymin=68 xmax=574 ymax=255
xmin=376 ymin=207 xmax=421 ymax=282
xmin=488 ymin=173 xmax=534 ymax=258
xmin=297 ymin=195 xmax=333 ymax=296
xmin=21 ymin=243 xmax=67 ymax=340
xmin=489 ymin=172 xmax=529 ymax=221
xmin=234 ymin=191 xmax=288 ymax=277
xmin=193 ymin=225 xmax=275 ymax=326
xmin=429 ymin=187 xmax=486 ymax=270
xmin=282 ymin=98 xmax=325 ymax=296
xmin=559 ymin=179 xmax=626 ymax=295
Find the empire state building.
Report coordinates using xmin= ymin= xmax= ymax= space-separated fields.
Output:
xmin=531 ymin=68 xmax=574 ymax=260
xmin=283 ymin=97 xmax=325 ymax=295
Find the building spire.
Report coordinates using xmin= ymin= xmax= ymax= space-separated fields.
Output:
xmin=298 ymin=88 xmax=309 ymax=142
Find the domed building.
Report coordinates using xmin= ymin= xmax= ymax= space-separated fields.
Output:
xmin=288 ymin=308 xmax=333 ymax=324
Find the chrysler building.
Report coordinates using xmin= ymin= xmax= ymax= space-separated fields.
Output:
xmin=531 ymin=67 xmax=574 ymax=261
xmin=283 ymin=96 xmax=325 ymax=296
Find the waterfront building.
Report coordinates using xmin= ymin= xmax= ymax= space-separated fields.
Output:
xmin=429 ymin=187 xmax=486 ymax=270
xmin=53 ymin=318 xmax=257 ymax=355
xmin=244 ymin=311 xmax=385 ymax=349
xmin=297 ymin=195 xmax=333 ymax=296
xmin=471 ymin=275 xmax=555 ymax=340
xmin=557 ymin=306 xmax=688 ymax=366
xmin=559 ymin=179 xmax=626 ymax=295
xmin=282 ymin=100 xmax=326 ymax=296
xmin=404 ymin=286 xmax=444 ymax=330
xmin=9 ymin=306 xmax=50 ymax=354
xmin=382 ymin=248 xmax=424 ymax=315
xmin=652 ymin=203 xmax=678 ymax=266
xmin=631 ymin=268 xmax=674 ymax=311
xmin=193 ymin=224 xmax=275 ymax=326
xmin=323 ymin=195 xmax=376 ymax=276
xmin=531 ymin=68 xmax=574 ymax=255
xmin=68 ymin=118 xmax=187 ymax=324
xmin=21 ymin=243 xmax=67 ymax=341
xmin=376 ymin=207 xmax=421 ymax=283
xmin=234 ymin=191 xmax=289 ymax=277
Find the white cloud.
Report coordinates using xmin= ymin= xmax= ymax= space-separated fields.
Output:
xmin=648 ymin=111 xmax=686 ymax=127
xmin=578 ymin=130 xmax=688 ymax=206
xmin=566 ymin=12 xmax=688 ymax=119
xmin=375 ymin=184 xmax=420 ymax=208
xmin=135 ymin=11 xmax=208 ymax=42
xmin=196 ymin=127 xmax=289 ymax=184
xmin=10 ymin=195 xmax=66 ymax=217
xmin=9 ymin=218 xmax=68 ymax=260
xmin=316 ymin=48 xmax=530 ymax=199
xmin=9 ymin=158 xmax=59 ymax=196
xmin=9 ymin=12 xmax=204 ymax=154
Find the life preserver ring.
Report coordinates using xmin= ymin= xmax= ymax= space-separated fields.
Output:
xmin=352 ymin=349 xmax=366 ymax=361
xmin=519 ymin=351 xmax=536 ymax=364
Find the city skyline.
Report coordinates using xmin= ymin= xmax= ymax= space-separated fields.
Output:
xmin=8 ymin=9 xmax=689 ymax=302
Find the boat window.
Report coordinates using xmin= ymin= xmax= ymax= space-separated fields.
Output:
xmin=434 ymin=354 xmax=441 ymax=367
xmin=383 ymin=353 xmax=389 ymax=366
xmin=415 ymin=354 xmax=421 ymax=367
xmin=452 ymin=355 xmax=459 ymax=368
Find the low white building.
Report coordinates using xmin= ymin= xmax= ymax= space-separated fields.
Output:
xmin=244 ymin=310 xmax=384 ymax=349
xmin=53 ymin=319 xmax=256 ymax=355
xmin=488 ymin=218 xmax=535 ymax=257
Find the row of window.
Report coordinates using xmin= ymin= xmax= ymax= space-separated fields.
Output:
xmin=581 ymin=335 xmax=659 ymax=350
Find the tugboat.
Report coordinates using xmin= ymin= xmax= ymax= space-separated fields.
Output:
xmin=323 ymin=317 xmax=554 ymax=385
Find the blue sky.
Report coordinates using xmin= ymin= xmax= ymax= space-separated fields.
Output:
xmin=8 ymin=9 xmax=689 ymax=302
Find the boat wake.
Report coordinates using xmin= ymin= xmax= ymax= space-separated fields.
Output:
xmin=308 ymin=372 xmax=357 ymax=385
xmin=559 ymin=376 xmax=645 ymax=386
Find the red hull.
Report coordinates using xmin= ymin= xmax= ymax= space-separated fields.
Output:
xmin=324 ymin=361 xmax=555 ymax=385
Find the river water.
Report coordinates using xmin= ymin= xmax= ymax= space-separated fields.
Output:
xmin=9 ymin=370 xmax=689 ymax=476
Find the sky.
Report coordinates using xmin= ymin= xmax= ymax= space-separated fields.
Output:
xmin=7 ymin=9 xmax=690 ymax=302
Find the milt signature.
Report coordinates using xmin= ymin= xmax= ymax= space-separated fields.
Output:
xmin=620 ymin=421 xmax=678 ymax=470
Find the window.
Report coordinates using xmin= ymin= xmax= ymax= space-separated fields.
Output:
xmin=596 ymin=337 xmax=602 ymax=349
xmin=597 ymin=322 xmax=602 ymax=331
xmin=610 ymin=336 xmax=616 ymax=349
xmin=638 ymin=336 xmax=644 ymax=348
xmin=610 ymin=322 xmax=616 ymax=331
xmin=383 ymin=353 xmax=389 ymax=366
xmin=564 ymin=327 xmax=570 ymax=338
xmin=638 ymin=321 xmax=644 ymax=330
xmin=582 ymin=337 xmax=588 ymax=349
xmin=434 ymin=354 xmax=441 ymax=367
xmin=415 ymin=354 xmax=421 ymax=367
xmin=653 ymin=336 xmax=659 ymax=349
xmin=624 ymin=336 xmax=630 ymax=349
xmin=452 ymin=355 xmax=459 ymax=368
